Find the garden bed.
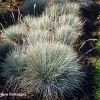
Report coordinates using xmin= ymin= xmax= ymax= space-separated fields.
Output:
xmin=0 ymin=0 xmax=100 ymax=100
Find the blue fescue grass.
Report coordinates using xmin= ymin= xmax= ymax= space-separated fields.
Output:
xmin=23 ymin=0 xmax=48 ymax=15
xmin=4 ymin=25 xmax=23 ymax=42
xmin=1 ymin=42 xmax=83 ymax=99
xmin=0 ymin=42 xmax=13 ymax=59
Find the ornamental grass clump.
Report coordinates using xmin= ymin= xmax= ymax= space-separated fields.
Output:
xmin=50 ymin=0 xmax=93 ymax=6
xmin=22 ymin=0 xmax=82 ymax=46
xmin=64 ymin=2 xmax=80 ymax=14
xmin=71 ymin=0 xmax=93 ymax=6
xmin=51 ymin=0 xmax=93 ymax=6
xmin=51 ymin=0 xmax=68 ymax=4
xmin=1 ymin=42 xmax=83 ymax=99
xmin=44 ymin=4 xmax=61 ymax=19
xmin=22 ymin=15 xmax=34 ymax=28
xmin=24 ymin=0 xmax=48 ymax=15
xmin=23 ymin=15 xmax=52 ymax=30
xmin=54 ymin=14 xmax=82 ymax=45
xmin=28 ymin=30 xmax=51 ymax=44
xmin=55 ymin=25 xmax=78 ymax=45
xmin=1 ymin=50 xmax=27 ymax=92
xmin=0 ymin=42 xmax=13 ymax=59
xmin=23 ymin=14 xmax=82 ymax=46
xmin=45 ymin=2 xmax=80 ymax=19
xmin=4 ymin=25 xmax=24 ymax=44
xmin=58 ymin=14 xmax=83 ymax=30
